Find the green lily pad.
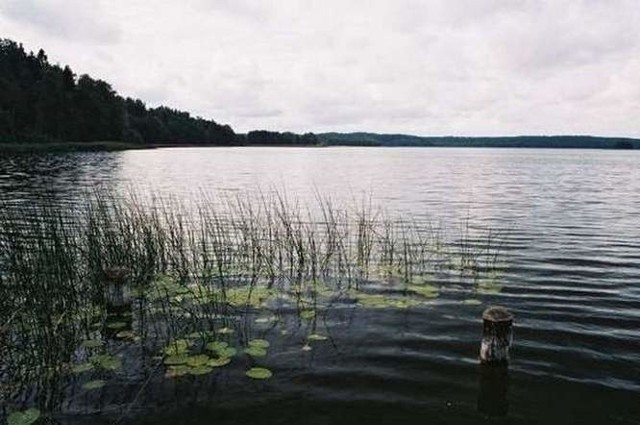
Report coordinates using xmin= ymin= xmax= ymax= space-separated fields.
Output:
xmin=205 ymin=341 xmax=229 ymax=352
xmin=207 ymin=357 xmax=231 ymax=367
xmin=463 ymin=299 xmax=482 ymax=305
xmin=81 ymin=339 xmax=104 ymax=348
xmin=216 ymin=347 xmax=237 ymax=358
xmin=165 ymin=365 xmax=190 ymax=378
xmin=163 ymin=339 xmax=191 ymax=355
xmin=90 ymin=354 xmax=122 ymax=370
xmin=407 ymin=284 xmax=439 ymax=298
xmin=187 ymin=331 xmax=214 ymax=340
xmin=186 ymin=355 xmax=210 ymax=367
xmin=83 ymin=379 xmax=106 ymax=390
xmin=7 ymin=408 xmax=40 ymax=425
xmin=248 ymin=339 xmax=270 ymax=349
xmin=164 ymin=354 xmax=189 ymax=365
xmin=307 ymin=334 xmax=328 ymax=341
xmin=189 ymin=365 xmax=214 ymax=375
xmin=300 ymin=310 xmax=316 ymax=320
xmin=244 ymin=346 xmax=267 ymax=357
xmin=245 ymin=367 xmax=272 ymax=380
xmin=71 ymin=362 xmax=94 ymax=374
xmin=115 ymin=330 xmax=137 ymax=340
xmin=106 ymin=322 xmax=127 ymax=329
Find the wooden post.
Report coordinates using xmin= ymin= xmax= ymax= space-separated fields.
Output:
xmin=104 ymin=266 xmax=131 ymax=307
xmin=480 ymin=306 xmax=513 ymax=365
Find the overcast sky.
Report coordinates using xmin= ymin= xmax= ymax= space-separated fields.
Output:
xmin=1 ymin=0 xmax=639 ymax=136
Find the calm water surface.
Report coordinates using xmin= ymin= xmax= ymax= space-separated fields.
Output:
xmin=1 ymin=147 xmax=639 ymax=424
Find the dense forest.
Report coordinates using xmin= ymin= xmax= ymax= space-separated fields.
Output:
xmin=320 ymin=133 xmax=638 ymax=149
xmin=0 ymin=39 xmax=317 ymax=148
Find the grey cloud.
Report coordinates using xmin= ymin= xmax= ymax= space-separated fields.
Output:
xmin=1 ymin=0 xmax=120 ymax=43
xmin=1 ymin=0 xmax=638 ymax=136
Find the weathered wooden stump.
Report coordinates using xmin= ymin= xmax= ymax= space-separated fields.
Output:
xmin=103 ymin=266 xmax=133 ymax=338
xmin=480 ymin=306 xmax=513 ymax=365
xmin=104 ymin=266 xmax=131 ymax=308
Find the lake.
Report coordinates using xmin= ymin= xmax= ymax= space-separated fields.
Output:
xmin=1 ymin=147 xmax=639 ymax=424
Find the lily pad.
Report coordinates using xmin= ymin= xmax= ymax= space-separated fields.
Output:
xmin=163 ymin=339 xmax=191 ymax=356
xmin=186 ymin=355 xmax=210 ymax=367
xmin=207 ymin=357 xmax=231 ymax=367
xmin=189 ymin=365 xmax=214 ymax=375
xmin=90 ymin=354 xmax=122 ymax=370
xmin=83 ymin=379 xmax=106 ymax=390
xmin=307 ymin=334 xmax=328 ymax=341
xmin=218 ymin=327 xmax=235 ymax=335
xmin=165 ymin=365 xmax=190 ymax=378
xmin=244 ymin=346 xmax=267 ymax=357
xmin=106 ymin=322 xmax=127 ymax=329
xmin=407 ymin=284 xmax=439 ymax=298
xmin=115 ymin=330 xmax=137 ymax=340
xmin=7 ymin=408 xmax=40 ymax=425
xmin=216 ymin=347 xmax=237 ymax=358
xmin=71 ymin=362 xmax=94 ymax=374
xmin=300 ymin=310 xmax=316 ymax=320
xmin=245 ymin=367 xmax=272 ymax=380
xmin=187 ymin=331 xmax=214 ymax=340
xmin=81 ymin=339 xmax=104 ymax=348
xmin=205 ymin=341 xmax=229 ymax=352
xmin=463 ymin=299 xmax=482 ymax=305
xmin=164 ymin=354 xmax=189 ymax=365
xmin=248 ymin=339 xmax=270 ymax=349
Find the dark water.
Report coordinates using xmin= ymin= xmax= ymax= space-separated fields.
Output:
xmin=1 ymin=147 xmax=639 ymax=424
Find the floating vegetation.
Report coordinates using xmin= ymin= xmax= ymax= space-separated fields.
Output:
xmin=164 ymin=340 xmax=191 ymax=356
xmin=186 ymin=355 xmax=210 ymax=367
xmin=165 ymin=365 xmax=190 ymax=378
xmin=81 ymin=339 xmax=104 ymax=349
xmin=164 ymin=354 xmax=189 ymax=365
xmin=7 ymin=408 xmax=41 ymax=425
xmin=189 ymin=365 xmax=214 ymax=376
xmin=90 ymin=354 xmax=122 ymax=371
xmin=248 ymin=339 xmax=270 ymax=349
xmin=71 ymin=362 xmax=95 ymax=374
xmin=0 ymin=190 xmax=504 ymax=417
xmin=106 ymin=321 xmax=127 ymax=329
xmin=244 ymin=346 xmax=267 ymax=357
xmin=463 ymin=299 xmax=482 ymax=306
xmin=245 ymin=367 xmax=273 ymax=380
xmin=207 ymin=357 xmax=231 ymax=367
xmin=407 ymin=284 xmax=439 ymax=298
xmin=307 ymin=334 xmax=328 ymax=341
xmin=83 ymin=379 xmax=106 ymax=390
xmin=205 ymin=341 xmax=229 ymax=352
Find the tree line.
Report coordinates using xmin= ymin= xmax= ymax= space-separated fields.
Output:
xmin=320 ymin=133 xmax=638 ymax=149
xmin=0 ymin=39 xmax=318 ymax=147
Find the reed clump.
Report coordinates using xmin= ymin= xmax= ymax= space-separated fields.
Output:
xmin=0 ymin=190 xmax=503 ymax=418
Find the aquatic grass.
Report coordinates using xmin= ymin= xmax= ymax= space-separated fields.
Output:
xmin=0 ymin=189 xmax=503 ymax=414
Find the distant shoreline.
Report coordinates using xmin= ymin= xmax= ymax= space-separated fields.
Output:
xmin=1 ymin=140 xmax=637 ymax=153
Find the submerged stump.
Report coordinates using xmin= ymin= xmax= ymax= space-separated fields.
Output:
xmin=104 ymin=266 xmax=131 ymax=308
xmin=480 ymin=306 xmax=513 ymax=365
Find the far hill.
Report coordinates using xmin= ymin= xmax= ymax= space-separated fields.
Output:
xmin=319 ymin=133 xmax=638 ymax=149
